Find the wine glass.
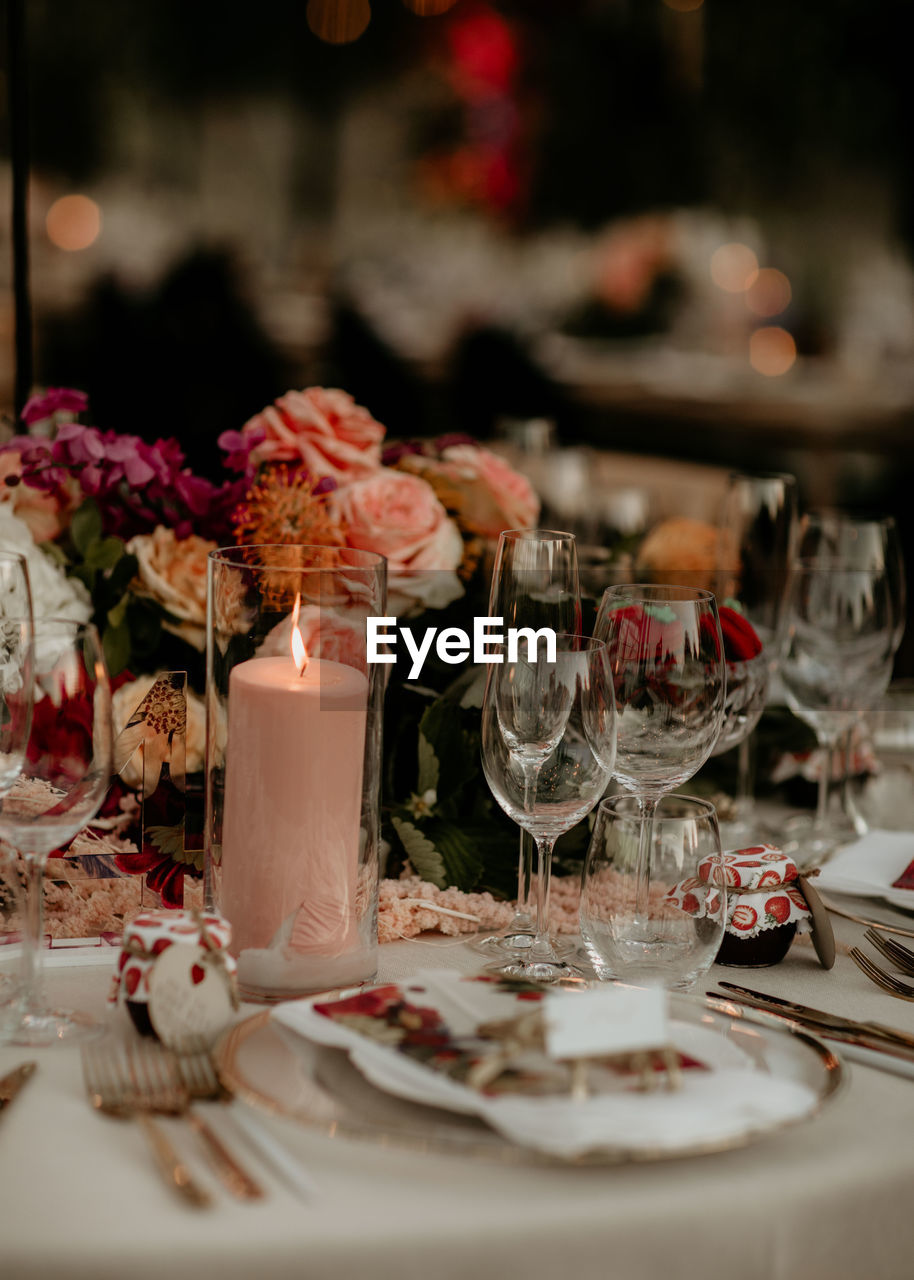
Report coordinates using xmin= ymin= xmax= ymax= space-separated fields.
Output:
xmin=472 ymin=529 xmax=581 ymax=962
xmin=794 ymin=512 xmax=906 ymax=841
xmin=580 ymin=794 xmax=726 ymax=990
xmin=780 ymin=560 xmax=895 ymax=869
xmin=715 ymin=471 xmax=798 ymax=839
xmin=481 ymin=635 xmax=616 ymax=981
xmin=1 ymin=553 xmax=34 ymax=1003
xmin=0 ymin=619 xmax=112 ymax=1045
xmin=594 ymin=584 xmax=725 ymax=945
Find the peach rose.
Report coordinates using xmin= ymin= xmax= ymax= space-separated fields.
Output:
xmin=0 ymin=450 xmax=75 ymax=542
xmin=400 ymin=445 xmax=539 ymax=540
xmin=127 ymin=526 xmax=216 ymax=651
xmin=329 ymin=470 xmax=464 ymax=614
xmin=242 ymin=387 xmax=385 ymax=481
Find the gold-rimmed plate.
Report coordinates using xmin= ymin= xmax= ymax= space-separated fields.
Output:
xmin=214 ymin=990 xmax=844 ymax=1167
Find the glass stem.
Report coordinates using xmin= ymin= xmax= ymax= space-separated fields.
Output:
xmin=814 ymin=732 xmax=840 ymax=833
xmin=20 ymin=853 xmax=47 ymax=1014
xmin=634 ymin=795 xmax=658 ymax=928
xmin=514 ymin=829 xmax=534 ymax=927
xmin=529 ymin=836 xmax=556 ymax=962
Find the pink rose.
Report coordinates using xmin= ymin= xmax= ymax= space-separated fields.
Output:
xmin=0 ymin=447 xmax=75 ymax=542
xmin=240 ymin=387 xmax=385 ymax=481
xmin=437 ymin=448 xmax=537 ymax=537
xmin=330 ymin=470 xmax=464 ymax=615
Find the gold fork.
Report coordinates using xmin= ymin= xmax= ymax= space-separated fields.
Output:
xmin=864 ymin=929 xmax=914 ymax=977
xmin=849 ymin=947 xmax=914 ymax=1001
xmin=81 ymin=1040 xmax=212 ymax=1208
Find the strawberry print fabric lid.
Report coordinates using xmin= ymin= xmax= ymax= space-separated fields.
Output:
xmin=668 ymin=845 xmax=812 ymax=941
xmin=110 ymin=909 xmax=237 ymax=1008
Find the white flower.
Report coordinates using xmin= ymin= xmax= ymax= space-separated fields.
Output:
xmin=0 ymin=504 xmax=92 ymax=625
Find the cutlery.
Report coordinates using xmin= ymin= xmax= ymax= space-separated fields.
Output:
xmin=706 ymin=993 xmax=914 ymax=1080
xmin=864 ymin=929 xmax=914 ymax=976
xmin=0 ymin=1062 xmax=37 ymax=1120
xmin=82 ymin=1041 xmax=212 ymax=1208
xmin=175 ymin=1042 xmax=315 ymax=1201
xmin=820 ymin=895 xmax=914 ymax=940
xmin=167 ymin=1048 xmax=265 ymax=1201
xmin=716 ymin=981 xmax=914 ymax=1050
xmin=849 ymin=948 xmax=914 ymax=1002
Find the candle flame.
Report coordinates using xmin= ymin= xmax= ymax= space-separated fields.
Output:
xmin=290 ymin=592 xmax=309 ymax=676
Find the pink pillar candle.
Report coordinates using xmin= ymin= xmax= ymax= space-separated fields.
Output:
xmin=220 ymin=655 xmax=368 ymax=985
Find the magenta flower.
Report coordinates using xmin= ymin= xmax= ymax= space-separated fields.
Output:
xmin=21 ymin=387 xmax=89 ymax=426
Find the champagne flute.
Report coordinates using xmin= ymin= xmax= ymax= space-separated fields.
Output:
xmin=780 ymin=560 xmax=895 ymax=869
xmin=472 ymin=529 xmax=581 ymax=960
xmin=594 ymin=584 xmax=725 ymax=944
xmin=0 ymin=619 xmax=112 ymax=1045
xmin=481 ymin=635 xmax=615 ymax=981
xmin=715 ymin=471 xmax=798 ymax=838
xmin=1 ymin=553 xmax=34 ymax=1003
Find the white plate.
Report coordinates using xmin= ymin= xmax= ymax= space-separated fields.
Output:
xmin=217 ymin=973 xmax=842 ymax=1165
xmin=815 ymin=830 xmax=914 ymax=912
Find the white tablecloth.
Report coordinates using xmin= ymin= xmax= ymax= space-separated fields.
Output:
xmin=2 ymin=913 xmax=913 ymax=1280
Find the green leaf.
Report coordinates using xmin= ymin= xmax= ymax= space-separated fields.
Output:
xmin=427 ymin=821 xmax=484 ymax=892
xmin=391 ymin=816 xmax=446 ymax=889
xmin=417 ymin=732 xmax=439 ymax=794
xmin=71 ymin=498 xmax=102 ymax=555
xmin=106 ymin=552 xmax=138 ymax=597
xmin=458 ymin=665 xmax=487 ymax=709
xmin=107 ymin=594 xmax=130 ymax=630
xmin=418 ymin=696 xmax=476 ymax=798
xmin=146 ymin=824 xmax=186 ymax=857
xmin=103 ymin=621 xmax=131 ymax=676
xmin=84 ymin=536 xmax=125 ymax=571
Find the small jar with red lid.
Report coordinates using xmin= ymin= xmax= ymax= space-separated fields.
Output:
xmin=109 ymin=909 xmax=237 ymax=1036
xmin=706 ymin=845 xmax=812 ymax=967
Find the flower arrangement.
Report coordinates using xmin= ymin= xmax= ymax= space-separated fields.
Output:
xmin=1 ymin=384 xmax=541 ymax=920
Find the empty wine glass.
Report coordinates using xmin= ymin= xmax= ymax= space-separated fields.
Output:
xmin=581 ymin=794 xmax=726 ymax=990
xmin=481 ymin=635 xmax=615 ymax=981
xmin=0 ymin=619 xmax=112 ymax=1045
xmin=780 ymin=560 xmax=895 ymax=869
xmin=794 ymin=512 xmax=906 ymax=841
xmin=472 ymin=529 xmax=581 ymax=962
xmin=594 ymin=584 xmax=725 ymax=947
xmin=715 ymin=471 xmax=798 ymax=838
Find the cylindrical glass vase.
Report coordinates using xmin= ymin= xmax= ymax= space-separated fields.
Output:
xmin=205 ymin=545 xmax=386 ymax=1001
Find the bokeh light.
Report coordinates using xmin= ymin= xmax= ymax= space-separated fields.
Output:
xmin=45 ymin=194 xmax=102 ymax=251
xmin=307 ymin=0 xmax=371 ymax=44
xmin=662 ymin=0 xmax=704 ymax=11
xmin=403 ymin=0 xmax=457 ymax=14
xmin=746 ymin=268 xmax=792 ymax=318
xmin=710 ymin=243 xmax=759 ymax=293
xmin=749 ymin=326 xmax=797 ymax=376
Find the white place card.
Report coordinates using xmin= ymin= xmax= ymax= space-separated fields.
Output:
xmin=543 ymin=986 xmax=669 ymax=1061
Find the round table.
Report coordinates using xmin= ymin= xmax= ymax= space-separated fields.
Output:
xmin=1 ymin=912 xmax=912 ymax=1280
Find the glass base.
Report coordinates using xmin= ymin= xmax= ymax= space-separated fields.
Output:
xmin=0 ymin=1005 xmax=103 ymax=1047
xmin=469 ymin=930 xmax=575 ymax=960
xmin=484 ymin=956 xmax=588 ymax=985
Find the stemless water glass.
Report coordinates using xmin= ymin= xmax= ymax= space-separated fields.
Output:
xmin=472 ymin=528 xmax=581 ymax=961
xmin=594 ymin=584 xmax=725 ymax=946
xmin=780 ymin=559 xmax=895 ymax=868
xmin=481 ymin=635 xmax=616 ymax=981
xmin=0 ymin=619 xmax=112 ymax=1045
xmin=580 ymin=794 xmax=726 ymax=989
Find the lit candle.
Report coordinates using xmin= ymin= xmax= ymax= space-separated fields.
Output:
xmin=220 ymin=605 xmax=369 ymax=995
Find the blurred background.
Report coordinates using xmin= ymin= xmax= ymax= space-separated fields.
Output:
xmin=1 ymin=0 xmax=912 ymax=662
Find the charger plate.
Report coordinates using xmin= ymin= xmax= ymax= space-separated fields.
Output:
xmin=215 ymin=985 xmax=843 ymax=1166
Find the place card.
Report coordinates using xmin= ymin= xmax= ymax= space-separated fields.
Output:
xmin=543 ymin=986 xmax=669 ymax=1061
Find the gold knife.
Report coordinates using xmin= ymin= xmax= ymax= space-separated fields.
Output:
xmin=716 ymin=982 xmax=914 ymax=1050
xmin=0 ymin=1062 xmax=37 ymax=1118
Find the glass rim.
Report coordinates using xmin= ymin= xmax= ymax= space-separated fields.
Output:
xmin=802 ymin=508 xmax=897 ymax=530
xmin=595 ymin=793 xmax=719 ymax=822
xmin=496 ymin=528 xmax=575 ymax=544
xmin=792 ymin=556 xmax=889 ymax=572
xmin=208 ymin=544 xmax=386 ymax=572
xmin=602 ymin=583 xmax=717 ymax=602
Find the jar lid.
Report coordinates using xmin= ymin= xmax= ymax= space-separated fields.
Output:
xmin=699 ymin=845 xmax=799 ymax=892
xmin=110 ymin=909 xmax=236 ymax=1007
